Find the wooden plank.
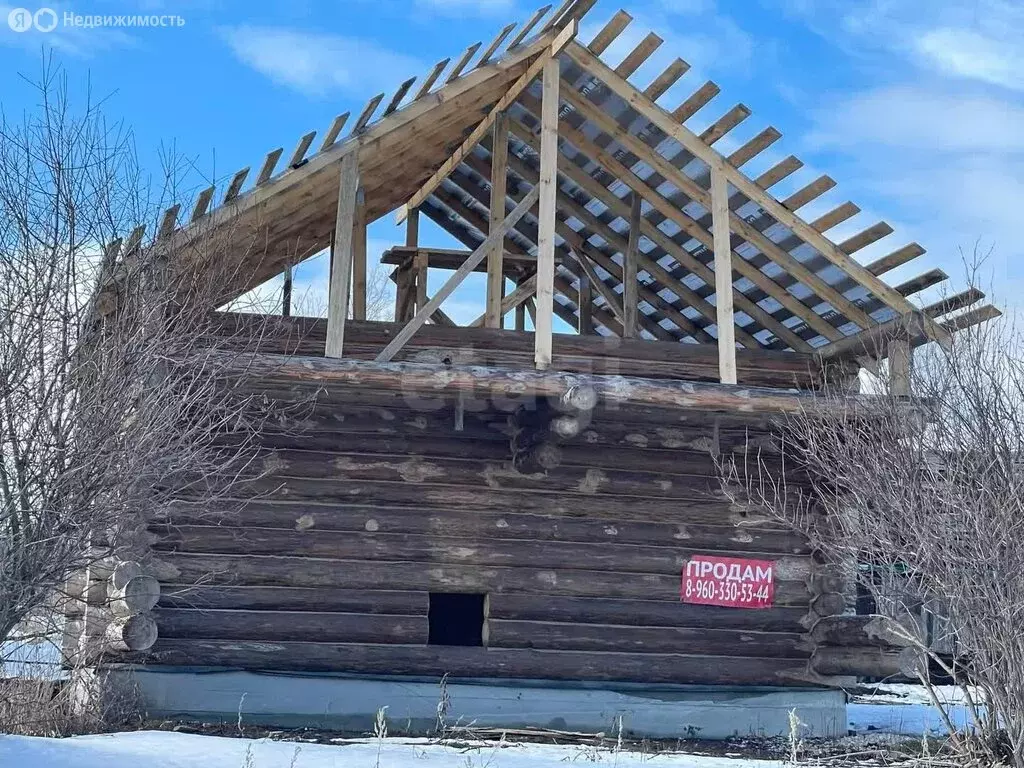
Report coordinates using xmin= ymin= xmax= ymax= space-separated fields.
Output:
xmin=397 ymin=20 xmax=577 ymax=224
xmin=575 ymin=248 xmax=625 ymax=326
xmin=190 ymin=186 xmax=215 ymax=222
xmin=383 ymin=246 xmax=545 ymax=271
xmin=567 ymin=42 xmax=950 ymax=346
xmin=541 ymin=0 xmax=576 ymax=32
xmin=479 ymin=22 xmax=517 ymax=66
xmin=223 ymin=168 xmax=249 ymax=202
xmin=644 ymin=58 xmax=690 ymax=101
xmin=377 ymin=186 xmax=540 ymax=362
xmin=811 ymin=202 xmax=860 ymax=233
xmin=282 ymin=263 xmax=293 ymax=317
xmin=888 ymin=338 xmax=911 ymax=396
xmin=711 ymin=168 xmax=737 ymax=385
xmin=728 ymin=127 xmax=781 ymax=168
xmin=470 ymin=273 xmax=538 ymax=327
xmin=614 ymin=32 xmax=662 ymax=78
xmin=839 ymin=221 xmax=893 ymax=254
xmin=866 ymin=243 xmax=926 ymax=276
xmin=256 ymin=148 xmax=283 ymax=185
xmin=319 ymin=113 xmax=350 ymax=151
xmin=133 ymin=639 xmax=821 ymax=686
xmin=588 ymin=9 xmax=631 ymax=54
xmin=534 ymin=56 xmax=560 ymax=370
xmin=578 ymin=263 xmax=592 ymax=334
xmin=446 ymin=42 xmax=483 ymax=83
xmin=287 ymin=131 xmax=317 ymax=168
xmin=352 ymin=93 xmax=385 ymax=132
xmin=700 ymin=104 xmax=750 ymax=145
xmin=158 ymin=204 xmax=180 ymax=239
xmin=672 ymin=81 xmax=719 ymax=122
xmin=486 ymin=112 xmax=510 ymax=329
xmin=783 ymin=175 xmax=835 ymax=211
xmin=154 ymin=609 xmax=427 ymax=644
xmin=325 ymin=152 xmax=360 ymax=358
xmin=507 ymin=5 xmax=553 ymax=50
xmin=755 ymin=156 xmax=802 ymax=189
xmin=413 ymin=59 xmax=451 ymax=99
xmin=352 ymin=196 xmax=367 ymax=321
xmin=383 ymin=77 xmax=417 ymax=116
xmin=123 ymin=224 xmax=146 ymax=256
xmin=623 ymin=192 xmax=641 ymax=338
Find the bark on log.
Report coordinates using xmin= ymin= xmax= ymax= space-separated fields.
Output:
xmin=512 ymin=442 xmax=562 ymax=474
xmin=129 ymin=639 xmax=824 ymax=687
xmin=108 ymin=575 xmax=160 ymax=617
xmin=485 ymin=593 xmax=809 ymax=632
xmin=157 ymin=503 xmax=808 ymax=553
xmin=106 ymin=614 xmax=158 ymax=652
xmin=150 ymin=526 xmax=814 ymax=579
xmin=810 ymin=646 xmax=921 ymax=678
xmin=484 ymin=619 xmax=810 ymax=658
xmin=809 ymin=615 xmax=921 ymax=648
xmin=154 ymin=554 xmax=814 ymax=604
xmin=153 ymin=608 xmax=427 ymax=644
xmin=808 ymin=592 xmax=847 ymax=618
xmin=206 ymin=352 xmax=860 ymax=416
xmin=157 ymin=586 xmax=428 ymax=614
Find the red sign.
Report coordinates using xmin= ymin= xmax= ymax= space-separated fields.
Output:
xmin=681 ymin=555 xmax=774 ymax=609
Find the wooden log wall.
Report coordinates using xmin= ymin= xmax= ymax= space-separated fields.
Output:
xmin=207 ymin=312 xmax=848 ymax=390
xmin=122 ymin=313 xmax=896 ymax=687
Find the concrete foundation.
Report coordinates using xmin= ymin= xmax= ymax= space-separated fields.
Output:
xmin=116 ymin=668 xmax=848 ymax=739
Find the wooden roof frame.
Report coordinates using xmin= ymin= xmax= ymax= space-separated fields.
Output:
xmin=100 ymin=0 xmax=999 ymax=384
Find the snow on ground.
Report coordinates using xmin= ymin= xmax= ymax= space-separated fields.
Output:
xmin=0 ymin=731 xmax=784 ymax=768
xmin=848 ymin=684 xmax=980 ymax=737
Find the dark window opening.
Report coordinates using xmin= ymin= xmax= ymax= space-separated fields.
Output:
xmin=428 ymin=592 xmax=485 ymax=646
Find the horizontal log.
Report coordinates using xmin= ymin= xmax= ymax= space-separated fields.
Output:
xmin=106 ymin=614 xmax=158 ymax=652
xmin=485 ymin=594 xmax=809 ymax=632
xmin=150 ymin=554 xmax=814 ymax=604
xmin=810 ymin=646 xmax=919 ymax=678
xmin=484 ymin=619 xmax=810 ymax=658
xmin=150 ymin=526 xmax=813 ymax=578
xmin=210 ymin=313 xmax=833 ymax=389
xmin=130 ymin=639 xmax=823 ymax=686
xmin=809 ymin=615 xmax=920 ymax=648
xmin=158 ymin=586 xmax=427 ymax=614
xmin=153 ymin=608 xmax=427 ymax=644
xmin=108 ymin=575 xmax=160 ymax=617
xmin=157 ymin=503 xmax=808 ymax=554
xmin=109 ymin=561 xmax=144 ymax=591
xmin=206 ymin=352 xmax=854 ymax=416
xmin=171 ymin=484 xmax=783 ymax=528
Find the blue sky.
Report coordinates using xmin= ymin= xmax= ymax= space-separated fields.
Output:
xmin=1 ymin=0 xmax=1022 ymax=326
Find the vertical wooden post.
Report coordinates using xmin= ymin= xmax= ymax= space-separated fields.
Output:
xmin=710 ymin=167 xmax=737 ymax=385
xmin=486 ymin=113 xmax=510 ymax=329
xmin=888 ymin=338 xmax=911 ymax=396
xmin=411 ymin=209 xmax=428 ymax=315
xmin=515 ymin=281 xmax=527 ymax=331
xmin=282 ymin=263 xmax=293 ymax=317
xmin=325 ymin=151 xmax=360 ymax=358
xmin=623 ymin=192 xmax=641 ymax=338
xmin=534 ymin=57 xmax=560 ymax=370
xmin=352 ymin=193 xmax=367 ymax=321
xmin=578 ymin=268 xmax=592 ymax=335
xmin=396 ymin=208 xmax=420 ymax=321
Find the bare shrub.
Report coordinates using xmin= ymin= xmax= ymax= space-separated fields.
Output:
xmin=0 ymin=60 xmax=284 ymax=729
xmin=722 ymin=268 xmax=1024 ymax=765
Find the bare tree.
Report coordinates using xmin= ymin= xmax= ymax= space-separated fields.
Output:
xmin=723 ymin=268 xmax=1024 ymax=765
xmin=0 ymin=61 xmax=279 ymax=704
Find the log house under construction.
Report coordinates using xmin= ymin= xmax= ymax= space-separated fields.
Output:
xmin=73 ymin=0 xmax=998 ymax=736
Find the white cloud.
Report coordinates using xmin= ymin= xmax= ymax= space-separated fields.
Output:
xmin=807 ymin=86 xmax=1024 ymax=155
xmin=913 ymin=27 xmax=1024 ymax=93
xmin=219 ymin=26 xmax=425 ymax=97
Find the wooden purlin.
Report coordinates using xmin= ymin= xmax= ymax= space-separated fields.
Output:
xmin=565 ymin=41 xmax=952 ymax=349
